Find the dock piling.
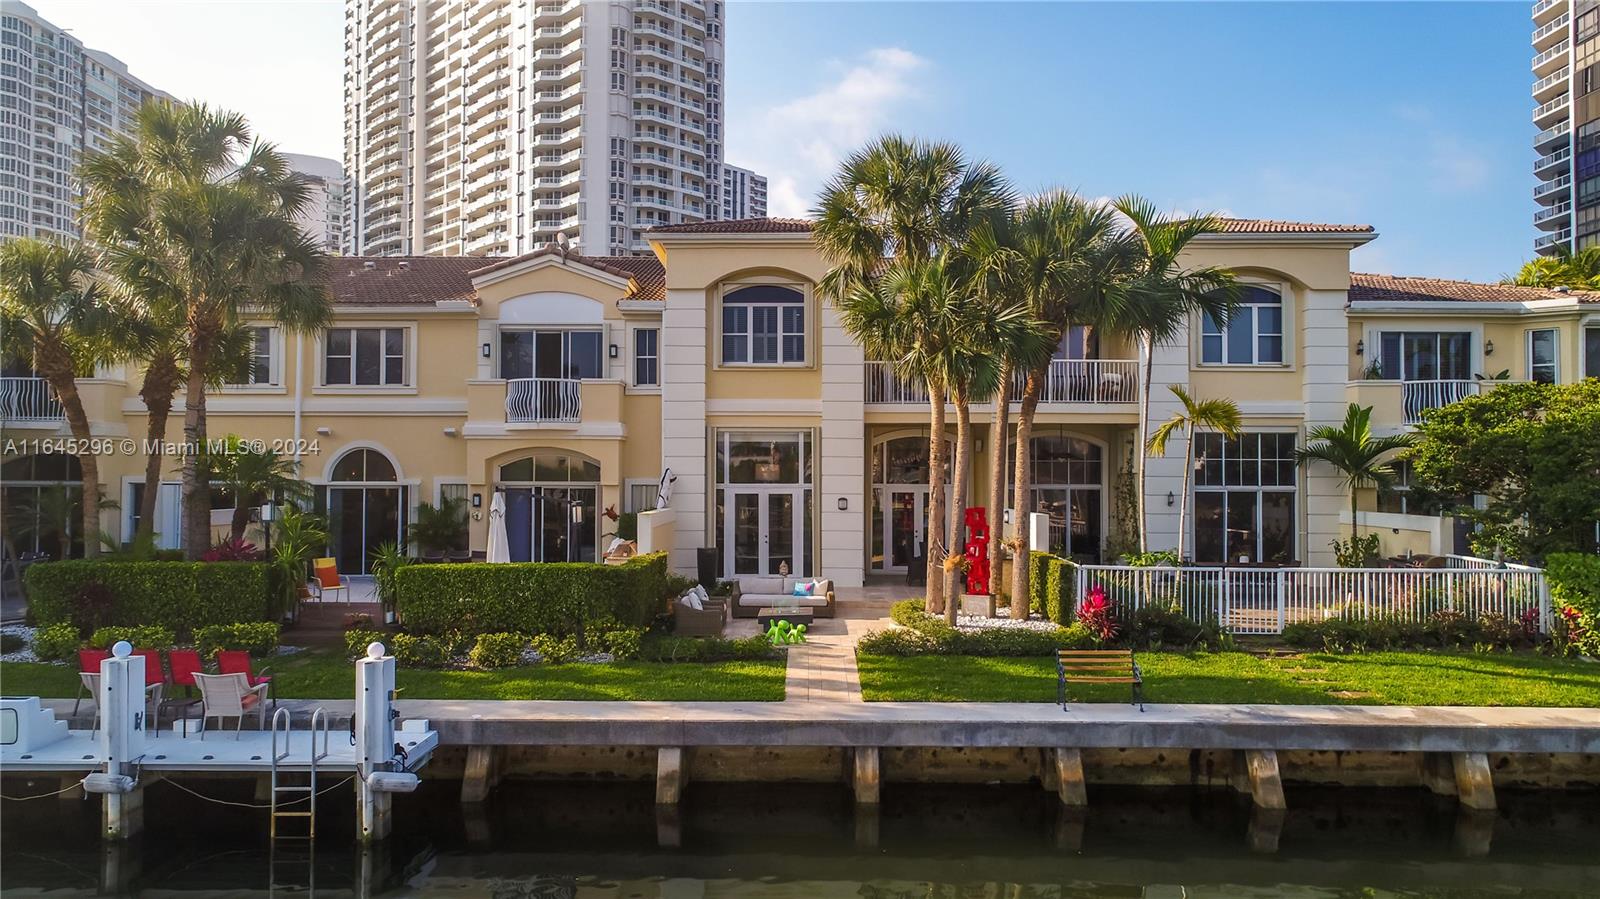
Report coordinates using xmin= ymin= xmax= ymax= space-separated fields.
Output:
xmin=97 ymin=643 xmax=147 ymax=840
xmin=1451 ymin=752 xmax=1497 ymax=810
xmin=655 ymin=746 xmax=686 ymax=805
xmin=1054 ymin=748 xmax=1088 ymax=806
xmin=354 ymin=644 xmax=398 ymax=842
xmin=851 ymin=746 xmax=880 ymax=805
xmin=461 ymin=745 xmax=502 ymax=803
xmin=1244 ymin=750 xmax=1286 ymax=811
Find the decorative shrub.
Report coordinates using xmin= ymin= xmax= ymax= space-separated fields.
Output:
xmin=638 ymin=634 xmax=778 ymax=662
xmin=1126 ymin=602 xmax=1229 ymax=651
xmin=390 ymin=633 xmax=456 ymax=668
xmin=1283 ymin=610 xmax=1541 ymax=654
xmin=1547 ymin=553 xmax=1600 ymax=619
xmin=1552 ymin=605 xmax=1600 ymax=658
xmin=528 ymin=633 xmax=581 ymax=664
xmin=395 ymin=552 xmax=668 ymax=637
xmin=202 ymin=538 xmax=262 ymax=562
xmin=88 ymin=625 xmax=176 ymax=651
xmin=70 ymin=582 xmax=117 ymax=636
xmin=344 ymin=629 xmax=389 ymax=660
xmin=856 ymin=621 xmax=1096 ymax=657
xmin=32 ymin=622 xmax=80 ymax=662
xmin=890 ymin=598 xmax=929 ymax=628
xmin=1027 ymin=551 xmax=1075 ymax=624
xmin=598 ymin=627 xmax=644 ymax=660
xmin=25 ymin=561 xmax=273 ymax=637
xmin=1076 ymin=585 xmax=1118 ymax=645
xmin=469 ymin=632 xmax=526 ymax=669
xmin=194 ymin=622 xmax=281 ymax=659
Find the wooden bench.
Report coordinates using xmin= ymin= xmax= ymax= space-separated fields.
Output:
xmin=1056 ymin=650 xmax=1144 ymax=711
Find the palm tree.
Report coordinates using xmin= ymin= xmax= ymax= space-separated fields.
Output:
xmin=409 ymin=497 xmax=468 ymax=557
xmin=1145 ymin=386 xmax=1242 ymax=563
xmin=80 ymin=101 xmax=331 ymax=559
xmin=1502 ymin=245 xmax=1600 ymax=289
xmin=202 ymin=435 xmax=312 ymax=542
xmin=1296 ymin=403 xmax=1416 ymax=551
xmin=813 ymin=135 xmax=1013 ymax=612
xmin=0 ymin=239 xmax=129 ymax=557
xmin=1112 ymin=197 xmax=1239 ymax=554
xmin=994 ymin=192 xmax=1140 ymax=618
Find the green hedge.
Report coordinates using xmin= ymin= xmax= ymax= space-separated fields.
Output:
xmin=1547 ymin=552 xmax=1600 ymax=619
xmin=1027 ymin=551 xmax=1076 ymax=625
xmin=24 ymin=561 xmax=274 ymax=637
xmin=394 ymin=552 xmax=668 ymax=637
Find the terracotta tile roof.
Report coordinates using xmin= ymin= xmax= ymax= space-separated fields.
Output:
xmin=321 ymin=253 xmax=666 ymax=305
xmin=1349 ymin=272 xmax=1600 ymax=305
xmin=646 ymin=217 xmax=815 ymax=234
xmin=1210 ymin=218 xmax=1374 ymax=234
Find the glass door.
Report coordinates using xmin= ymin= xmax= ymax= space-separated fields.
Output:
xmin=724 ymin=488 xmax=803 ymax=577
xmin=882 ymin=488 xmax=928 ymax=572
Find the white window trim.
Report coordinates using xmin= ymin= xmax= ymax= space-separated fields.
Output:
xmin=715 ymin=279 xmax=812 ymax=369
xmin=434 ymin=477 xmax=468 ymax=507
xmin=1194 ymin=280 xmax=1291 ymax=369
xmin=314 ymin=322 xmax=417 ymax=394
xmin=1188 ymin=429 xmax=1301 ymax=564
xmin=1526 ymin=327 xmax=1559 ymax=384
xmin=624 ymin=477 xmax=660 ymax=513
xmin=495 ymin=326 xmax=606 ymax=381
xmin=630 ymin=325 xmax=661 ymax=391
xmin=217 ymin=323 xmax=285 ymax=393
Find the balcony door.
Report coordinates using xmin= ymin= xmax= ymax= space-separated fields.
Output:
xmin=1379 ymin=332 xmax=1471 ymax=381
xmin=724 ymin=487 xmax=802 ymax=577
xmin=499 ymin=329 xmax=603 ymax=380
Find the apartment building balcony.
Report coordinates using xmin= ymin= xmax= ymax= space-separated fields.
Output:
xmin=634 ymin=21 xmax=681 ymax=41
xmin=1349 ymin=379 xmax=1524 ymax=428
xmin=368 ymin=178 xmax=405 ymax=203
xmin=529 ymin=216 xmax=581 ymax=233
xmin=1535 ymin=201 xmax=1572 ymax=228
xmin=467 ymin=4 xmax=511 ymax=43
xmin=533 ymin=194 xmax=580 ymax=210
xmin=863 ymin=360 xmax=1140 ymax=407
xmin=466 ymin=149 xmax=510 ymax=178
xmin=369 ymin=1 xmax=405 ymax=31
xmin=464 ymin=167 xmax=509 ymax=199
xmin=465 ymin=208 xmax=510 ymax=238
xmin=532 ymin=87 xmax=582 ymax=108
xmin=531 ymin=128 xmax=583 ymax=148
xmin=1534 ymin=118 xmax=1570 ymax=152
xmin=1533 ymin=0 xmax=1568 ymax=24
xmin=467 ymin=88 xmax=513 ymax=122
xmin=1533 ymin=11 xmax=1570 ymax=48
xmin=465 ymin=54 xmax=509 ymax=86
xmin=1534 ymin=172 xmax=1571 ymax=202
xmin=1534 ymin=92 xmax=1570 ymax=127
xmin=1533 ymin=38 xmax=1569 ymax=74
xmin=634 ymin=43 xmax=680 ymax=64
xmin=466 ymin=130 xmax=509 ymax=157
xmin=533 ymin=42 xmax=583 ymax=63
xmin=464 ymin=378 xmax=621 ymax=428
xmin=1535 ymin=227 xmax=1573 ymax=251
xmin=536 ymin=172 xmax=582 ymax=189
xmin=464 ymin=230 xmax=509 ymax=254
xmin=533 ymin=0 xmax=583 ymax=19
xmin=1534 ymin=145 xmax=1571 ymax=176
xmin=465 ymin=189 xmax=509 ymax=218
xmin=532 ymin=150 xmax=583 ymax=168
xmin=631 ymin=173 xmax=675 ymax=188
xmin=0 ymin=377 xmax=63 ymax=425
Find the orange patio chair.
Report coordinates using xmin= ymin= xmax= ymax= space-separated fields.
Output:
xmin=310 ymin=557 xmax=349 ymax=603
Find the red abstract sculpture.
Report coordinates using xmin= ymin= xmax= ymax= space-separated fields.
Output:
xmin=962 ymin=506 xmax=991 ymax=596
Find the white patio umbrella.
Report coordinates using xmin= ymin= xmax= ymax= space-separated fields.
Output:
xmin=486 ymin=491 xmax=510 ymax=564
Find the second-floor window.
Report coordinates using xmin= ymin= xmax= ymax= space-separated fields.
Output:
xmin=500 ymin=329 xmax=602 ymax=381
xmin=226 ymin=326 xmax=275 ymax=386
xmin=634 ymin=327 xmax=659 ymax=386
xmin=1379 ymin=331 xmax=1471 ymax=381
xmin=721 ymin=285 xmax=805 ymax=365
xmin=1528 ymin=328 xmax=1558 ymax=384
xmin=325 ymin=327 xmax=407 ymax=387
xmin=1201 ymin=286 xmax=1282 ymax=365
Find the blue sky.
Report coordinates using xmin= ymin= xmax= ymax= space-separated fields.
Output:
xmin=724 ymin=2 xmax=1533 ymax=281
xmin=34 ymin=1 xmax=1533 ymax=280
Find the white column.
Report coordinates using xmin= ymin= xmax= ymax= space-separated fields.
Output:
xmin=1143 ymin=340 xmax=1189 ymax=553
xmin=661 ymin=287 xmax=709 ymax=574
xmin=355 ymin=643 xmax=398 ymax=843
xmin=98 ymin=643 xmax=147 ymax=839
xmin=1301 ymin=288 xmax=1350 ymax=567
xmin=819 ymin=301 xmax=865 ymax=586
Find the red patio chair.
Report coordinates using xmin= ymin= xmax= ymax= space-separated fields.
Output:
xmin=167 ymin=649 xmax=204 ymax=695
xmin=216 ymin=650 xmax=274 ymax=706
xmin=73 ymin=648 xmax=110 ymax=715
xmin=133 ymin=648 xmax=166 ymax=714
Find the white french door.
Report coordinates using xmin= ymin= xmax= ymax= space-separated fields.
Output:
xmin=878 ymin=487 xmax=929 ymax=573
xmin=724 ymin=487 xmax=803 ymax=577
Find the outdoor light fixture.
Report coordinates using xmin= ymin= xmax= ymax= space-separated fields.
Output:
xmin=472 ymin=493 xmax=482 ymax=508
xmin=481 ymin=343 xmax=492 ymax=358
xmin=1354 ymin=339 xmax=1365 ymax=356
xmin=316 ymin=426 xmax=332 ymax=436
xmin=837 ymin=497 xmax=848 ymax=511
xmin=1485 ymin=340 xmax=1495 ymax=356
xmin=1167 ymin=492 xmax=1176 ymax=507
xmin=608 ymin=344 xmax=619 ymax=359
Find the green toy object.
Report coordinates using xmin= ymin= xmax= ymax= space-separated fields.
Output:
xmin=765 ymin=619 xmax=808 ymax=646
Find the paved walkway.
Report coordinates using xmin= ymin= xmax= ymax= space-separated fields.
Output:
xmin=725 ymin=584 xmax=909 ymax=703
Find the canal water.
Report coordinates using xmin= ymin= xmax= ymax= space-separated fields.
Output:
xmin=3 ymin=781 xmax=1598 ymax=896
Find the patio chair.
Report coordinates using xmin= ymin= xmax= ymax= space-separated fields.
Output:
xmin=310 ymin=557 xmax=349 ymax=603
xmin=193 ymin=672 xmax=268 ymax=739
xmin=133 ymin=648 xmax=166 ymax=710
xmin=216 ymin=650 xmax=274 ymax=706
xmin=73 ymin=649 xmax=111 ymax=715
xmin=76 ymin=670 xmax=163 ymax=731
xmin=447 ymin=549 xmax=472 ymax=563
xmin=167 ymin=649 xmax=205 ymax=696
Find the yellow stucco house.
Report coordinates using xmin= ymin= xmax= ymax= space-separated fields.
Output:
xmin=4 ymin=217 xmax=1597 ymax=586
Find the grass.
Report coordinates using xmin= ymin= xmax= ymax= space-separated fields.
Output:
xmin=0 ymin=649 xmax=789 ymax=702
xmin=855 ymin=650 xmax=1600 ymax=706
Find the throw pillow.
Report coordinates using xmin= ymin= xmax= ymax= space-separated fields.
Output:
xmin=681 ymin=591 xmax=704 ymax=611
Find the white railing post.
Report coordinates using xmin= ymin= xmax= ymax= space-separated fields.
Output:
xmin=1275 ymin=568 xmax=1286 ymax=632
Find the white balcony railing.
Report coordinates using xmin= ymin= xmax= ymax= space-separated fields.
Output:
xmin=1533 ymin=38 xmax=1570 ymax=70
xmin=1536 ymin=227 xmax=1573 ymax=250
xmin=1016 ymin=358 xmax=1140 ymax=404
xmin=1533 ymin=10 xmax=1570 ymax=44
xmin=1075 ymin=560 xmax=1548 ymax=636
xmin=1535 ymin=172 xmax=1571 ymax=199
xmin=1535 ymin=201 xmax=1571 ymax=225
xmin=1533 ymin=92 xmax=1570 ymax=122
xmin=1402 ymin=379 xmax=1479 ymax=424
xmin=0 ymin=376 xmax=63 ymax=422
xmin=1533 ymin=66 xmax=1570 ymax=97
xmin=506 ymin=377 xmax=581 ymax=422
xmin=864 ymin=362 xmax=930 ymax=404
xmin=1534 ymin=146 xmax=1571 ymax=172
xmin=1534 ymin=118 xmax=1571 ymax=147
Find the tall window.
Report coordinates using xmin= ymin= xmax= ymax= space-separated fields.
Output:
xmin=1587 ymin=326 xmax=1600 ymax=379
xmin=324 ymin=327 xmax=406 ymax=386
xmin=721 ymin=285 xmax=805 ymax=365
xmin=1528 ymin=328 xmax=1559 ymax=384
xmin=634 ymin=327 xmax=659 ymax=386
xmin=226 ymin=326 xmax=274 ymax=386
xmin=500 ymin=329 xmax=602 ymax=380
xmin=1201 ymin=285 xmax=1282 ymax=365
xmin=1192 ymin=432 xmax=1297 ymax=564
xmin=1378 ymin=331 xmax=1471 ymax=381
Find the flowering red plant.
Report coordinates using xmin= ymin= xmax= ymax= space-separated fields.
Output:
xmin=202 ymin=538 xmax=262 ymax=562
xmin=1077 ymin=584 xmax=1119 ymax=645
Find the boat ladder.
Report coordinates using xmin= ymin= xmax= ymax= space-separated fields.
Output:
xmin=269 ymin=706 xmax=329 ymax=840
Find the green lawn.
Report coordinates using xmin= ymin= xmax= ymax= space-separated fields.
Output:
xmin=856 ymin=651 xmax=1600 ymax=706
xmin=0 ymin=650 xmax=789 ymax=702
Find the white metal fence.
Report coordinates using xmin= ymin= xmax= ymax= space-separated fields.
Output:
xmin=0 ymin=376 xmax=63 ymax=422
xmin=1402 ymin=379 xmax=1480 ymax=424
xmin=1073 ymin=558 xmax=1549 ymax=635
xmin=506 ymin=377 xmax=581 ymax=423
xmin=1013 ymin=359 xmax=1140 ymax=404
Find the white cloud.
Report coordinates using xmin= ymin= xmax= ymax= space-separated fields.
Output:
xmin=1427 ymin=136 xmax=1490 ymax=194
xmin=726 ymin=47 xmax=928 ymax=217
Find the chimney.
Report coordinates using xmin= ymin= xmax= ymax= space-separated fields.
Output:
xmin=363 ymin=260 xmax=376 ymax=270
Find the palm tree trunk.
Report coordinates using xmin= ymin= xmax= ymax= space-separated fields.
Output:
xmin=1008 ymin=363 xmax=1044 ymax=618
xmin=1136 ymin=336 xmax=1155 ymax=553
xmin=944 ymin=386 xmax=973 ymax=624
xmin=925 ymin=379 xmax=948 ymax=614
xmin=135 ymin=354 xmax=181 ymax=545
xmin=181 ymin=332 xmax=213 ymax=560
xmin=231 ymin=499 xmax=251 ymax=542
xmin=985 ymin=362 xmax=1011 ymax=617
xmin=1178 ymin=425 xmax=1193 ymax=563
xmin=42 ymin=364 xmax=99 ymax=558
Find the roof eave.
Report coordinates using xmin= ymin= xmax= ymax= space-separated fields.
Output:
xmin=1193 ymin=231 xmax=1378 ymax=248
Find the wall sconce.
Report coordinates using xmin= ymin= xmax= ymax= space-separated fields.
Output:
xmin=316 ymin=426 xmax=332 ymax=436
xmin=442 ymin=426 xmax=458 ymax=437
xmin=1354 ymin=339 xmax=1365 ymax=357
xmin=472 ymin=493 xmax=482 ymax=509
xmin=481 ymin=343 xmax=492 ymax=358
xmin=1484 ymin=339 xmax=1495 ymax=356
xmin=837 ymin=497 xmax=848 ymax=511
xmin=608 ymin=344 xmax=619 ymax=359
xmin=975 ymin=438 xmax=984 ymax=453
xmin=1166 ymin=492 xmax=1176 ymax=507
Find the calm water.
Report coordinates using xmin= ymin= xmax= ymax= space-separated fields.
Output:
xmin=3 ymin=781 xmax=1598 ymax=896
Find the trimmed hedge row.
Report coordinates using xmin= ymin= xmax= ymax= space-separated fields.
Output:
xmin=1027 ymin=551 xmax=1076 ymax=625
xmin=25 ymin=561 xmax=274 ymax=636
xmin=1547 ymin=552 xmax=1600 ymax=619
xmin=394 ymin=552 xmax=669 ymax=637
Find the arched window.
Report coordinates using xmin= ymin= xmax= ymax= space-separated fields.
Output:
xmin=721 ymin=284 xmax=805 ymax=365
xmin=498 ymin=452 xmax=601 ymax=483
xmin=1009 ymin=432 xmax=1104 ymax=562
xmin=330 ymin=448 xmax=397 ymax=482
xmin=495 ymin=451 xmax=600 ymax=563
xmin=323 ymin=448 xmax=404 ymax=574
xmin=1201 ymin=285 xmax=1283 ymax=365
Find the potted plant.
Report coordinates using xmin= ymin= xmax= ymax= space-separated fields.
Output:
xmin=270 ymin=505 xmax=327 ymax=624
xmin=369 ymin=541 xmax=409 ymax=625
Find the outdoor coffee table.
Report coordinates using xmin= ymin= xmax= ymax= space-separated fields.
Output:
xmin=756 ymin=606 xmax=815 ymax=627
